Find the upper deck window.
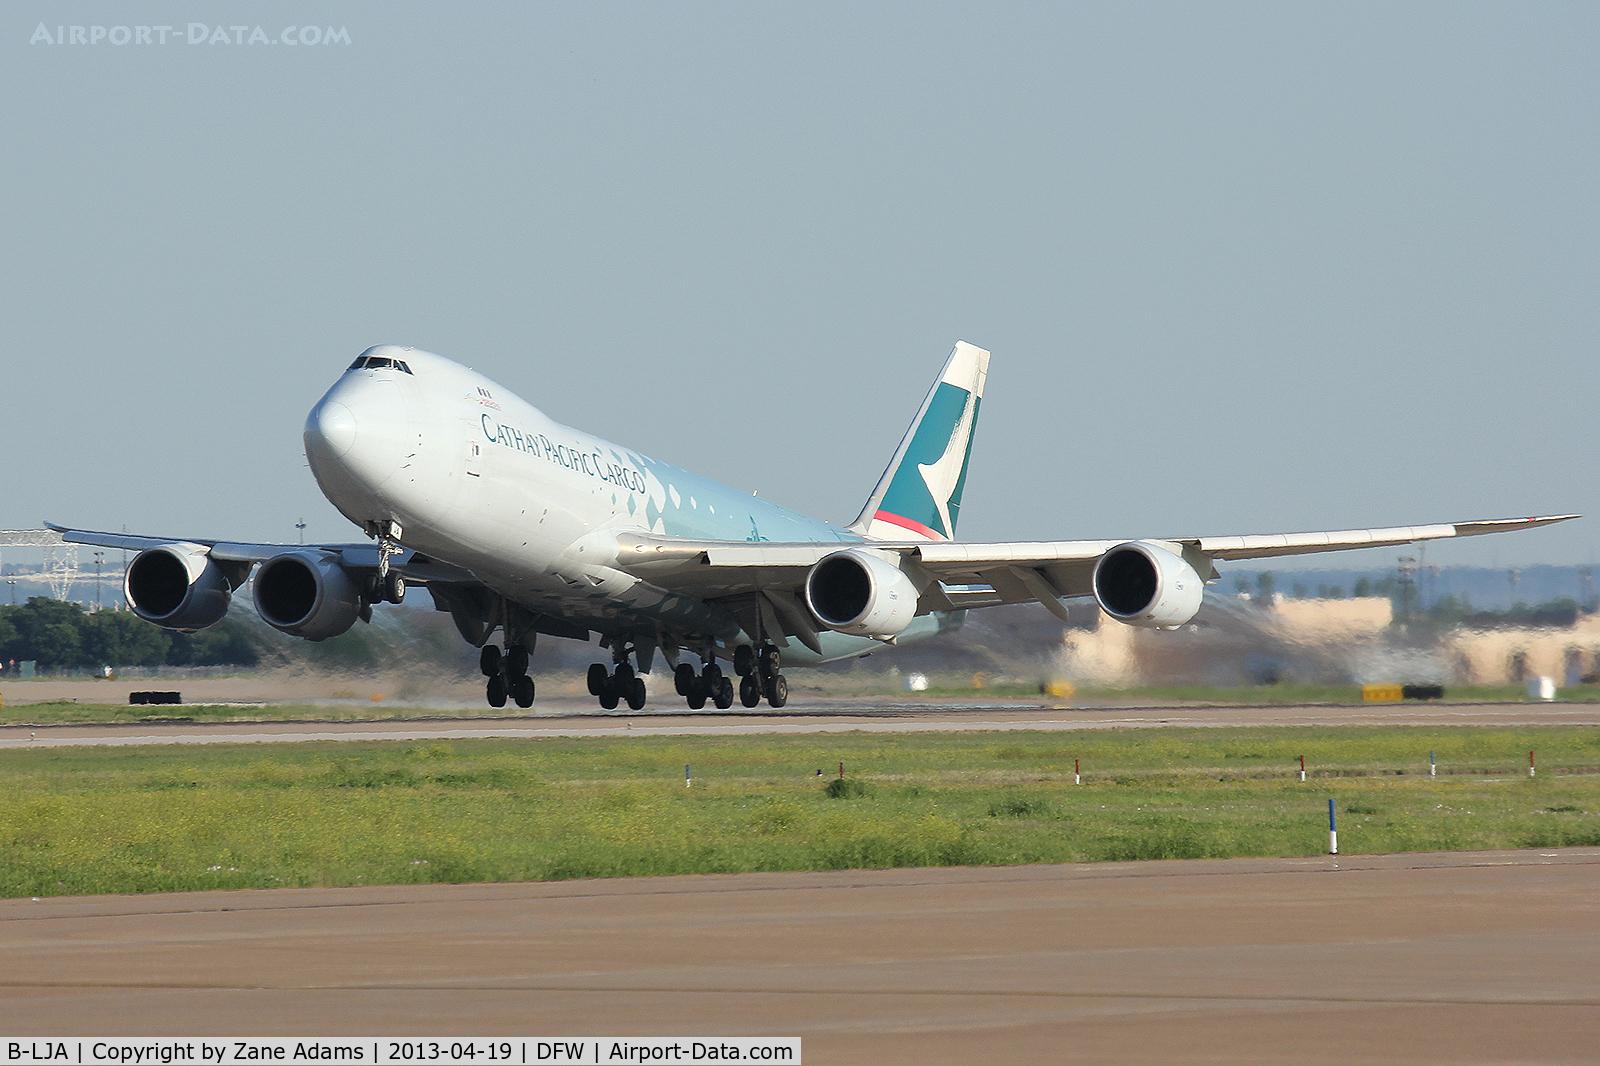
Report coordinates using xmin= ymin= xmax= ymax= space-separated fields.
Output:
xmin=347 ymin=356 xmax=413 ymax=374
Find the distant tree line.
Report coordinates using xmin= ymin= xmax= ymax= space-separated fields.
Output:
xmin=0 ymin=598 xmax=259 ymax=672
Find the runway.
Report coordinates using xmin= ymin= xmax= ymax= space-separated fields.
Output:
xmin=2 ymin=850 xmax=1596 ymax=1064
xmin=4 ymin=697 xmax=1599 ymax=748
xmin=6 ymin=702 xmax=1596 ymax=1061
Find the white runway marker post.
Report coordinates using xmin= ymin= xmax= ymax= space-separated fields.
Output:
xmin=1299 ymin=754 xmax=1306 ymax=782
xmin=1075 ymin=757 xmax=1081 ymax=786
xmin=685 ymin=763 xmax=691 ymax=788
xmin=1530 ymin=750 xmax=1536 ymax=778
xmin=1328 ymin=799 xmax=1338 ymax=855
xmin=1430 ymin=750 xmax=1436 ymax=777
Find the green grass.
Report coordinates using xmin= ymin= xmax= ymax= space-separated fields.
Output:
xmin=1 ymin=726 xmax=1597 ymax=898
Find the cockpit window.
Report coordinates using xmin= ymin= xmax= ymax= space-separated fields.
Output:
xmin=347 ymin=356 xmax=413 ymax=374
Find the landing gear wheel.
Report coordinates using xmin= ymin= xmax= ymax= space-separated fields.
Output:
xmin=598 ymin=682 xmax=620 ymax=710
xmin=714 ymin=677 xmax=735 ymax=709
xmin=765 ymin=673 xmax=788 ymax=708
xmin=383 ymin=572 xmax=405 ymax=604
xmin=587 ymin=664 xmax=609 ymax=696
xmin=674 ymin=663 xmax=698 ymax=696
xmin=480 ymin=645 xmax=503 ymax=678
xmin=701 ymin=663 xmax=724 ymax=689
xmin=486 ymin=674 xmax=508 ymax=708
xmin=686 ymin=678 xmax=707 ymax=710
xmin=614 ymin=662 xmax=635 ymax=687
xmin=733 ymin=645 xmax=756 ymax=677
xmin=626 ymin=676 xmax=647 ymax=711
xmin=759 ymin=646 xmax=781 ymax=677
xmin=739 ymin=674 xmax=761 ymax=708
xmin=512 ymin=674 xmax=534 ymax=708
xmin=505 ymin=646 xmax=529 ymax=678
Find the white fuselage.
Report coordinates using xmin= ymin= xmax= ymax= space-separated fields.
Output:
xmin=301 ymin=346 xmax=944 ymax=662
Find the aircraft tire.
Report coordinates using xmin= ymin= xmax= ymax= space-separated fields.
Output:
xmin=383 ymin=572 xmax=405 ymax=604
xmin=614 ymin=662 xmax=635 ymax=687
xmin=674 ymin=663 xmax=697 ymax=696
xmin=486 ymin=675 xmax=508 ymax=708
xmin=598 ymin=682 xmax=620 ymax=710
xmin=714 ymin=677 xmax=735 ymax=709
xmin=626 ymin=677 xmax=647 ymax=711
xmin=733 ymin=645 xmax=755 ymax=677
xmin=739 ymin=674 xmax=761 ymax=708
xmin=702 ymin=663 xmax=724 ymax=689
xmin=759 ymin=646 xmax=781 ymax=677
xmin=766 ymin=673 xmax=788 ymax=709
xmin=686 ymin=679 xmax=707 ymax=710
xmin=587 ymin=663 xmax=608 ymax=695
xmin=512 ymin=674 xmax=534 ymax=709
xmin=480 ymin=645 xmax=502 ymax=678
xmin=505 ymin=646 xmax=529 ymax=678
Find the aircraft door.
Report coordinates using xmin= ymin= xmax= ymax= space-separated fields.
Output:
xmin=465 ymin=420 xmax=483 ymax=478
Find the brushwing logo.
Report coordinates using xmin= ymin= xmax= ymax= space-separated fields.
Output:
xmin=875 ymin=382 xmax=980 ymax=540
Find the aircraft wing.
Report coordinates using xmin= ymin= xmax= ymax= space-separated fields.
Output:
xmin=46 ymin=524 xmax=479 ymax=584
xmin=615 ymin=514 xmax=1580 ymax=626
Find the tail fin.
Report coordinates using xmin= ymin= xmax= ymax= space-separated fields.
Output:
xmin=848 ymin=341 xmax=990 ymax=541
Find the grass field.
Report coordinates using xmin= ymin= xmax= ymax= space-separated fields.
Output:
xmin=2 ymin=726 xmax=1597 ymax=899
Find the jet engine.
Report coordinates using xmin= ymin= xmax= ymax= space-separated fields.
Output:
xmin=124 ymin=544 xmax=234 ymax=632
xmin=804 ymin=549 xmax=919 ymax=640
xmin=252 ymin=551 xmax=364 ymax=641
xmin=1092 ymin=541 xmax=1205 ymax=629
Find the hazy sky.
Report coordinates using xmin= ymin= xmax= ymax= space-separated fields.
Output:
xmin=4 ymin=3 xmax=1595 ymax=571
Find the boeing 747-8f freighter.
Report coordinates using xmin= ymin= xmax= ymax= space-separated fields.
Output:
xmin=55 ymin=343 xmax=1575 ymax=709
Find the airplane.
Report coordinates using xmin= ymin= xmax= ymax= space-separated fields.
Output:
xmin=54 ymin=342 xmax=1575 ymax=711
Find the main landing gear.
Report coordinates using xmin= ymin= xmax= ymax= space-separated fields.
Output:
xmin=480 ymin=643 xmax=535 ymax=709
xmin=583 ymin=641 xmax=788 ymax=713
xmin=588 ymin=661 xmax=647 ymax=711
xmin=735 ymin=643 xmax=787 ymax=709
xmin=673 ymin=660 xmax=735 ymax=710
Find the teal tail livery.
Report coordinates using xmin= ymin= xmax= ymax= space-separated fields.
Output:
xmin=851 ymin=341 xmax=989 ymax=542
xmin=52 ymin=339 xmax=1576 ymax=713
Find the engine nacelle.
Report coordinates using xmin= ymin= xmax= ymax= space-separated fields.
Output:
xmin=804 ymin=548 xmax=920 ymax=640
xmin=252 ymin=551 xmax=363 ymax=641
xmin=125 ymin=544 xmax=234 ymax=632
xmin=1092 ymin=541 xmax=1205 ymax=629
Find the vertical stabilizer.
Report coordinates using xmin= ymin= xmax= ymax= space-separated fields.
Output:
xmin=848 ymin=341 xmax=990 ymax=541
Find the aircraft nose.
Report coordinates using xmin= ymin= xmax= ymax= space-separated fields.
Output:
xmin=308 ymin=400 xmax=357 ymax=458
xmin=304 ymin=377 xmax=406 ymax=498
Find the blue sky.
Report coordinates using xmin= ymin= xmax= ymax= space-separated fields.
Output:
xmin=4 ymin=3 xmax=1595 ymax=570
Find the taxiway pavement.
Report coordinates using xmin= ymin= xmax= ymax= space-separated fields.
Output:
xmin=2 ymin=851 xmax=1597 ymax=1064
xmin=4 ymin=697 xmax=1599 ymax=748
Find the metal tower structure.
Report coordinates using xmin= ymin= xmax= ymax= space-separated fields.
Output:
xmin=0 ymin=529 xmax=80 ymax=602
